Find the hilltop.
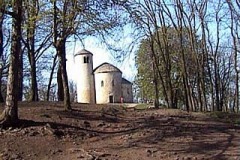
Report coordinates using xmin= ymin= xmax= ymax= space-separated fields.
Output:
xmin=0 ymin=102 xmax=239 ymax=160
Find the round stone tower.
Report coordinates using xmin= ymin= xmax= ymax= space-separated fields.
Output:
xmin=74 ymin=49 xmax=95 ymax=103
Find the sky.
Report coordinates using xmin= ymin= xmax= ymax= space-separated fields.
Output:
xmin=66 ymin=37 xmax=137 ymax=83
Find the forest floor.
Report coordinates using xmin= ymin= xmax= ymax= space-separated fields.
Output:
xmin=0 ymin=102 xmax=240 ymax=160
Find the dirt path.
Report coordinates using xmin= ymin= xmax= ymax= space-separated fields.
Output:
xmin=0 ymin=102 xmax=239 ymax=160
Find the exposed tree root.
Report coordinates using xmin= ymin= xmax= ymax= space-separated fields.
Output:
xmin=0 ymin=110 xmax=9 ymax=128
xmin=0 ymin=109 xmax=19 ymax=129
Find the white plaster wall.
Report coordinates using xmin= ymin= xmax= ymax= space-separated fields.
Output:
xmin=95 ymin=72 xmax=122 ymax=104
xmin=75 ymin=54 xmax=95 ymax=103
xmin=122 ymin=84 xmax=133 ymax=103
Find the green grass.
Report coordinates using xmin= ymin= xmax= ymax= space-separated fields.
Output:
xmin=121 ymin=103 xmax=150 ymax=110
xmin=209 ymin=111 xmax=240 ymax=125
xmin=209 ymin=111 xmax=227 ymax=119
xmin=134 ymin=103 xmax=151 ymax=110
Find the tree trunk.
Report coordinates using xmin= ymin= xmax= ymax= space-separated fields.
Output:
xmin=52 ymin=0 xmax=70 ymax=109
xmin=214 ymin=62 xmax=220 ymax=111
xmin=0 ymin=69 xmax=4 ymax=102
xmin=148 ymin=38 xmax=160 ymax=109
xmin=57 ymin=65 xmax=64 ymax=101
xmin=56 ymin=40 xmax=71 ymax=110
xmin=18 ymin=48 xmax=23 ymax=101
xmin=152 ymin=60 xmax=159 ymax=109
xmin=0 ymin=0 xmax=22 ymax=127
xmin=29 ymin=54 xmax=39 ymax=101
xmin=0 ymin=10 xmax=5 ymax=102
xmin=27 ymin=1 xmax=38 ymax=101
xmin=228 ymin=3 xmax=239 ymax=112
xmin=59 ymin=54 xmax=71 ymax=110
xmin=47 ymin=54 xmax=58 ymax=101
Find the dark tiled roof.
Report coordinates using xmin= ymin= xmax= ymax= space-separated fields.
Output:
xmin=122 ymin=78 xmax=132 ymax=84
xmin=94 ymin=62 xmax=122 ymax=74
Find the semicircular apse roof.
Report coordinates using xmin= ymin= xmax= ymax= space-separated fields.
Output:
xmin=94 ymin=62 xmax=122 ymax=74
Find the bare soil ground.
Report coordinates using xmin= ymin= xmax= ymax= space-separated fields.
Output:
xmin=0 ymin=102 xmax=239 ymax=160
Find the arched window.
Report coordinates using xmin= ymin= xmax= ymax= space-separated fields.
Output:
xmin=101 ymin=80 xmax=104 ymax=87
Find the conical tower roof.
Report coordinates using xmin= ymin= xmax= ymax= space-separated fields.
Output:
xmin=74 ymin=49 xmax=93 ymax=56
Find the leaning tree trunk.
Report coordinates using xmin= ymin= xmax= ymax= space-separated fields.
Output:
xmin=0 ymin=0 xmax=22 ymax=127
xmin=47 ymin=54 xmax=58 ymax=101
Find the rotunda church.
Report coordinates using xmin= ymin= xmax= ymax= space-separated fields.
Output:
xmin=74 ymin=49 xmax=133 ymax=104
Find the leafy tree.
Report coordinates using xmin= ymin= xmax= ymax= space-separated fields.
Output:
xmin=135 ymin=28 xmax=198 ymax=109
xmin=135 ymin=39 xmax=155 ymax=103
xmin=130 ymin=0 xmax=238 ymax=112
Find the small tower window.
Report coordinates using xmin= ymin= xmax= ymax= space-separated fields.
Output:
xmin=101 ymin=80 xmax=104 ymax=87
xmin=84 ymin=56 xmax=89 ymax=63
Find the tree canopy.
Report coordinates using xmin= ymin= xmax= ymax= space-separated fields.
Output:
xmin=132 ymin=0 xmax=239 ymax=112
